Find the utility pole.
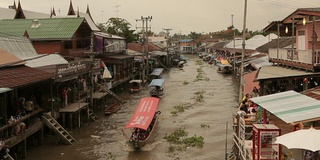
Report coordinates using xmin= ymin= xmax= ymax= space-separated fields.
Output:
xmin=163 ymin=28 xmax=172 ymax=65
xmin=136 ymin=16 xmax=152 ymax=83
xmin=85 ymin=32 xmax=98 ymax=120
xmin=239 ymin=0 xmax=247 ymax=103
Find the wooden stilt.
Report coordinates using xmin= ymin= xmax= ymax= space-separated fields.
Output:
xmin=23 ymin=139 xmax=26 ymax=158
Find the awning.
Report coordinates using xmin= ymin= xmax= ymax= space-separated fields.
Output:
xmin=255 ymin=66 xmax=319 ymax=81
xmin=148 ymin=79 xmax=165 ymax=87
xmin=124 ymin=97 xmax=160 ymax=130
xmin=0 ymin=88 xmax=12 ymax=94
xmin=150 ymin=68 xmax=164 ymax=76
xmin=250 ymin=90 xmax=320 ymax=124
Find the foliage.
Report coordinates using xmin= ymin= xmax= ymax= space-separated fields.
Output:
xmin=200 ymin=124 xmax=210 ymax=128
xmin=100 ymin=17 xmax=138 ymax=43
xmin=171 ymin=104 xmax=192 ymax=116
xmin=188 ymin=32 xmax=201 ymax=40
xmin=164 ymin=128 xmax=204 ymax=156
xmin=194 ymin=90 xmax=205 ymax=102
xmin=183 ymin=81 xmax=189 ymax=85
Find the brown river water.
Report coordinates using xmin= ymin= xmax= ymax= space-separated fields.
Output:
xmin=26 ymin=55 xmax=240 ymax=160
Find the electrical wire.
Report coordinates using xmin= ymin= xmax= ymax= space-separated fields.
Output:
xmin=256 ymin=0 xmax=318 ymax=9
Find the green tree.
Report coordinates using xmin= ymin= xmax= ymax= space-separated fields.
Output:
xmin=101 ymin=17 xmax=138 ymax=43
xmin=188 ymin=32 xmax=201 ymax=40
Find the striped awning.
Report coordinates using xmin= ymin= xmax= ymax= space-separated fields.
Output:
xmin=250 ymin=90 xmax=320 ymax=123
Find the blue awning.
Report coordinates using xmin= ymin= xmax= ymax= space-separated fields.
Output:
xmin=150 ymin=68 xmax=164 ymax=76
xmin=148 ymin=79 xmax=165 ymax=87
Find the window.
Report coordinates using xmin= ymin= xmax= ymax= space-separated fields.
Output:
xmin=64 ymin=41 xmax=73 ymax=49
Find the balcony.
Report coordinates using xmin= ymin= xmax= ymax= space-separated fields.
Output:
xmin=268 ymin=48 xmax=320 ymax=71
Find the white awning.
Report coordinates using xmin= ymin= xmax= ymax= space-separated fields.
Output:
xmin=250 ymin=90 xmax=320 ymax=123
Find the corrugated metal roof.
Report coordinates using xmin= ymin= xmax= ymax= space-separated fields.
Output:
xmin=0 ymin=48 xmax=25 ymax=66
xmin=0 ymin=66 xmax=53 ymax=88
xmin=0 ymin=33 xmax=38 ymax=59
xmin=249 ymin=55 xmax=272 ymax=69
xmin=251 ymin=90 xmax=320 ymax=123
xmin=94 ymin=32 xmax=125 ymax=39
xmin=0 ymin=18 xmax=85 ymax=39
xmin=0 ymin=7 xmax=16 ymax=19
xmin=0 ymin=7 xmax=50 ymax=19
xmin=25 ymin=54 xmax=68 ymax=68
xmin=255 ymin=66 xmax=320 ymax=81
xmin=179 ymin=39 xmax=194 ymax=43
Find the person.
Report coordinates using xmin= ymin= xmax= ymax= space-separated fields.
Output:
xmin=238 ymin=99 xmax=248 ymax=113
xmin=242 ymin=93 xmax=250 ymax=101
xmin=244 ymin=108 xmax=257 ymax=122
xmin=252 ymin=87 xmax=259 ymax=97
xmin=61 ymin=87 xmax=70 ymax=107
xmin=24 ymin=100 xmax=34 ymax=114
xmin=304 ymin=150 xmax=319 ymax=160
xmin=8 ymin=116 xmax=20 ymax=136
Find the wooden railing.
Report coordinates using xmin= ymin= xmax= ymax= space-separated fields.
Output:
xmin=0 ymin=109 xmax=43 ymax=132
xmin=269 ymin=48 xmax=320 ymax=65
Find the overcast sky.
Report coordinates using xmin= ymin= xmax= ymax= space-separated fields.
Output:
xmin=0 ymin=0 xmax=319 ymax=35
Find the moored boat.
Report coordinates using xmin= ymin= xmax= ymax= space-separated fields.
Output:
xmin=217 ymin=59 xmax=232 ymax=74
xmin=148 ymin=79 xmax=165 ymax=97
xmin=124 ymin=97 xmax=161 ymax=148
xmin=129 ymin=79 xmax=143 ymax=93
xmin=104 ymin=103 xmax=122 ymax=115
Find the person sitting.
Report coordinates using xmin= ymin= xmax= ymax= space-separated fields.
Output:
xmin=24 ymin=100 xmax=34 ymax=114
xmin=238 ymin=99 xmax=248 ymax=113
xmin=244 ymin=109 xmax=257 ymax=124
xmin=8 ymin=116 xmax=20 ymax=136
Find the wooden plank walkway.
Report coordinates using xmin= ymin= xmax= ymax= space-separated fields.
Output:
xmin=59 ymin=103 xmax=88 ymax=113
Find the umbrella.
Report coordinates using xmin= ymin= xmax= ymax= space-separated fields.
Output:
xmin=275 ymin=126 xmax=320 ymax=152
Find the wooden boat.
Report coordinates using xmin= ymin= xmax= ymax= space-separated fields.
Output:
xmin=148 ymin=79 xmax=165 ymax=97
xmin=129 ymin=79 xmax=143 ymax=93
xmin=217 ymin=59 xmax=232 ymax=74
xmin=149 ymin=68 xmax=164 ymax=79
xmin=124 ymin=97 xmax=161 ymax=148
xmin=104 ymin=103 xmax=122 ymax=115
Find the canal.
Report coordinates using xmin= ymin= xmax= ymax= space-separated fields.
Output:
xmin=26 ymin=55 xmax=240 ymax=160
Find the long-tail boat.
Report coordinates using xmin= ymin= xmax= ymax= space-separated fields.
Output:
xmin=124 ymin=97 xmax=161 ymax=148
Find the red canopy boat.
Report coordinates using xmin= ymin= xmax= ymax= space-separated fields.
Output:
xmin=124 ymin=97 xmax=161 ymax=148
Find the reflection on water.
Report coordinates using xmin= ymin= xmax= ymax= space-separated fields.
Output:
xmin=26 ymin=56 xmax=239 ymax=160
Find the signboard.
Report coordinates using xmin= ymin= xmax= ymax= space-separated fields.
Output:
xmin=56 ymin=61 xmax=89 ymax=79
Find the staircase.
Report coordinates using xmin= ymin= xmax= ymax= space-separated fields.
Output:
xmin=88 ymin=109 xmax=98 ymax=121
xmin=42 ymin=113 xmax=76 ymax=145
xmin=4 ymin=153 xmax=14 ymax=160
xmin=103 ymin=88 xmax=126 ymax=104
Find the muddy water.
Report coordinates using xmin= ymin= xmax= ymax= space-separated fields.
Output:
xmin=26 ymin=56 xmax=239 ymax=160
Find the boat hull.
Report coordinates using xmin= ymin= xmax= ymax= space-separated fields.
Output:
xmin=104 ymin=103 xmax=122 ymax=115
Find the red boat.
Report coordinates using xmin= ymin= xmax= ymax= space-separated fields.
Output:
xmin=124 ymin=97 xmax=161 ymax=148
xmin=104 ymin=103 xmax=122 ymax=115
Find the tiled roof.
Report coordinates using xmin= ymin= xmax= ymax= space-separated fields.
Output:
xmin=0 ymin=18 xmax=85 ymax=39
xmin=0 ymin=66 xmax=53 ymax=88
xmin=300 ymin=86 xmax=320 ymax=100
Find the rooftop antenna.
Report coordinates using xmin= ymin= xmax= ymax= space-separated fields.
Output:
xmin=115 ymin=5 xmax=120 ymax=17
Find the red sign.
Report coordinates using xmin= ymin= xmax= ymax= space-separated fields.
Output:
xmin=125 ymin=97 xmax=159 ymax=130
